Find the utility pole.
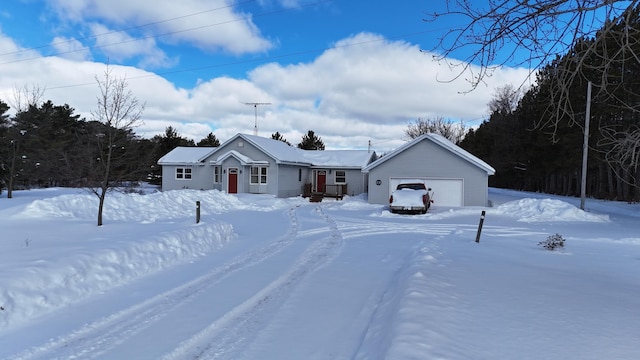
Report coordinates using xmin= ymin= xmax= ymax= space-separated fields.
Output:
xmin=580 ymin=81 xmax=592 ymax=210
xmin=244 ymin=102 xmax=271 ymax=136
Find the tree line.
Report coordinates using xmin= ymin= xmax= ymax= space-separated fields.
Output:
xmin=0 ymin=99 xmax=153 ymax=192
xmin=0 ymin=93 xmax=326 ymax=196
xmin=457 ymin=8 xmax=640 ymax=201
xmin=426 ymin=1 xmax=640 ymax=202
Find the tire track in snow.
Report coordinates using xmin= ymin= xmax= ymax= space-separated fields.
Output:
xmin=5 ymin=207 xmax=303 ymax=360
xmin=161 ymin=205 xmax=344 ymax=360
xmin=350 ymin=244 xmax=430 ymax=360
xmin=6 ymin=206 xmax=546 ymax=360
xmin=333 ymin=218 xmax=546 ymax=240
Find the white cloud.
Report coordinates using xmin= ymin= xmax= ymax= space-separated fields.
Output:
xmin=246 ymin=33 xmax=533 ymax=149
xmin=0 ymin=30 xmax=40 ymax=63
xmin=0 ymin=30 xmax=532 ymax=152
xmin=48 ymin=0 xmax=273 ymax=55
xmin=50 ymin=36 xmax=92 ymax=61
xmin=88 ymin=23 xmax=176 ymax=68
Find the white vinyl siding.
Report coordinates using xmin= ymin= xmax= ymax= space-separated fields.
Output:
xmin=366 ymin=138 xmax=490 ymax=206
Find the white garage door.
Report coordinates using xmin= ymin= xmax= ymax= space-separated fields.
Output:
xmin=390 ymin=178 xmax=463 ymax=207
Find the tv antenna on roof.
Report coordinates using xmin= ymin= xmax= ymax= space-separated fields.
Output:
xmin=243 ymin=102 xmax=271 ymax=136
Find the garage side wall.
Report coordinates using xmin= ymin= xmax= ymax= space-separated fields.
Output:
xmin=367 ymin=140 xmax=490 ymax=206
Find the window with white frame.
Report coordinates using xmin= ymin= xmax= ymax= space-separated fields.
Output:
xmin=251 ymin=166 xmax=268 ymax=184
xmin=213 ymin=166 xmax=221 ymax=183
xmin=335 ymin=170 xmax=346 ymax=183
xmin=176 ymin=167 xmax=192 ymax=180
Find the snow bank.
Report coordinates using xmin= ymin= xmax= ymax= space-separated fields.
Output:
xmin=427 ymin=198 xmax=609 ymax=223
xmin=493 ymin=198 xmax=609 ymax=222
xmin=0 ymin=222 xmax=235 ymax=328
xmin=15 ymin=189 xmax=307 ymax=222
xmin=0 ymin=188 xmax=312 ymax=329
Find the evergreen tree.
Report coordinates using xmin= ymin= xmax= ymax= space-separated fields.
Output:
xmin=6 ymin=101 xmax=85 ymax=193
xmin=0 ymin=100 xmax=11 ymax=194
xmin=271 ymin=132 xmax=291 ymax=145
xmin=197 ymin=132 xmax=220 ymax=147
xmin=152 ymin=126 xmax=194 ymax=154
xmin=297 ymin=130 xmax=325 ymax=150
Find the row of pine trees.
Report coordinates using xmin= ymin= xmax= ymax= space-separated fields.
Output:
xmin=459 ymin=9 xmax=640 ymax=201
xmin=0 ymin=99 xmax=325 ymax=192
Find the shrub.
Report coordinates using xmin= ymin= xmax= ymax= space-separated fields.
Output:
xmin=538 ymin=233 xmax=565 ymax=251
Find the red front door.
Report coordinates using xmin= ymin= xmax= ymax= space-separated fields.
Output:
xmin=228 ymin=168 xmax=238 ymax=194
xmin=316 ymin=170 xmax=326 ymax=193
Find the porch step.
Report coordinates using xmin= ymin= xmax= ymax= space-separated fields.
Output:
xmin=310 ymin=192 xmax=324 ymax=202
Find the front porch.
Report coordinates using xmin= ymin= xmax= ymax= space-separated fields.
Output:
xmin=303 ymin=183 xmax=348 ymax=201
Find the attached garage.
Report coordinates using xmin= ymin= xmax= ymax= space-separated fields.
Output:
xmin=390 ymin=177 xmax=464 ymax=207
xmin=363 ymin=134 xmax=495 ymax=207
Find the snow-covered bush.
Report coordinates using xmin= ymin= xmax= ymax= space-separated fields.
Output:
xmin=538 ymin=233 xmax=565 ymax=251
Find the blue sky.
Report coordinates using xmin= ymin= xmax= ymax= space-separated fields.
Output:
xmin=0 ymin=0 xmax=530 ymax=151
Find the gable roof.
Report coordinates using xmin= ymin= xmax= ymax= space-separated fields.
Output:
xmin=157 ymin=134 xmax=377 ymax=169
xmin=214 ymin=133 xmax=375 ymax=168
xmin=218 ymin=133 xmax=312 ymax=166
xmin=157 ymin=146 xmax=217 ymax=165
xmin=362 ymin=133 xmax=495 ymax=175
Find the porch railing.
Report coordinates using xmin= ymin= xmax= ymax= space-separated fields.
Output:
xmin=324 ymin=184 xmax=347 ymax=198
xmin=303 ymin=183 xmax=348 ymax=200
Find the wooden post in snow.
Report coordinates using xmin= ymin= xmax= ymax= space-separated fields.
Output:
xmin=475 ymin=210 xmax=486 ymax=243
xmin=196 ymin=201 xmax=201 ymax=224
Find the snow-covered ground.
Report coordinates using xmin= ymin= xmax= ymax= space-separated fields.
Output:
xmin=0 ymin=186 xmax=639 ymax=360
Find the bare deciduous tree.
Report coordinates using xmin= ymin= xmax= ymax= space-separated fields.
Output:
xmin=428 ymin=1 xmax=640 ymax=185
xmin=427 ymin=1 xmax=631 ymax=89
xmin=488 ymin=84 xmax=524 ymax=115
xmin=405 ymin=116 xmax=467 ymax=144
xmin=599 ymin=125 xmax=640 ymax=186
xmin=89 ymin=65 xmax=145 ymax=226
xmin=428 ymin=1 xmax=639 ymax=126
xmin=10 ymin=84 xmax=45 ymax=112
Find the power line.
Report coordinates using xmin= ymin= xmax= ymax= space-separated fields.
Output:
xmin=0 ymin=0 xmax=258 ymax=58
xmin=0 ymin=0 xmax=334 ymax=66
xmin=0 ymin=28 xmax=434 ymax=96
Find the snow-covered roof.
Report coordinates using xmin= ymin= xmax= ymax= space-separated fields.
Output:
xmin=302 ymin=150 xmax=376 ymax=168
xmin=216 ymin=134 xmax=375 ymax=168
xmin=157 ymin=146 xmax=217 ymax=165
xmin=157 ymin=134 xmax=376 ymax=169
xmin=362 ymin=133 xmax=495 ymax=175
xmin=227 ymin=134 xmax=311 ymax=165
